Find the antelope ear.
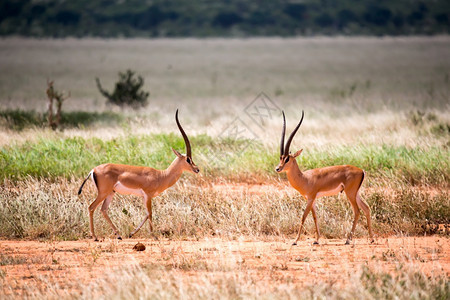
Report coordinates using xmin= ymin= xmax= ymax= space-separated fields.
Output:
xmin=293 ymin=149 xmax=303 ymax=158
xmin=172 ymin=148 xmax=183 ymax=158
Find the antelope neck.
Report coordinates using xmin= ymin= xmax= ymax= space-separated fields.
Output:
xmin=161 ymin=158 xmax=184 ymax=189
xmin=285 ymin=161 xmax=308 ymax=191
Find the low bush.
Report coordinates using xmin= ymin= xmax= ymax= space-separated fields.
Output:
xmin=0 ymin=109 xmax=124 ymax=131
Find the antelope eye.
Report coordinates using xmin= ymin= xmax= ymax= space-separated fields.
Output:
xmin=285 ymin=157 xmax=289 ymax=163
xmin=186 ymin=157 xmax=191 ymax=164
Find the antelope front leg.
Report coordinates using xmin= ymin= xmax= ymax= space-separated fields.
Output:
xmin=129 ymin=194 xmax=153 ymax=238
xmin=293 ymin=198 xmax=315 ymax=246
xmin=129 ymin=214 xmax=149 ymax=238
xmin=145 ymin=195 xmax=153 ymax=232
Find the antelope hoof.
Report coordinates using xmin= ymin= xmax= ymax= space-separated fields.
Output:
xmin=129 ymin=234 xmax=133 ymax=239
xmin=345 ymin=240 xmax=351 ymax=245
xmin=117 ymin=236 xmax=122 ymax=240
xmin=292 ymin=242 xmax=297 ymax=246
xmin=370 ymin=239 xmax=375 ymax=244
xmin=313 ymin=241 xmax=319 ymax=245
xmin=94 ymin=238 xmax=99 ymax=242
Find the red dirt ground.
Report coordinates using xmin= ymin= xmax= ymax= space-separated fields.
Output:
xmin=1 ymin=236 xmax=448 ymax=297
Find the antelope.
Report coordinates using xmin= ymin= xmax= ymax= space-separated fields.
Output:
xmin=78 ymin=109 xmax=199 ymax=241
xmin=276 ymin=111 xmax=374 ymax=245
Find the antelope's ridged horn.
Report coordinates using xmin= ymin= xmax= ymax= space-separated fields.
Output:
xmin=284 ymin=110 xmax=304 ymax=155
xmin=280 ymin=111 xmax=286 ymax=156
xmin=175 ymin=109 xmax=192 ymax=158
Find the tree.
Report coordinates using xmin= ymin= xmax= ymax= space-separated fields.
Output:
xmin=96 ymin=69 xmax=149 ymax=109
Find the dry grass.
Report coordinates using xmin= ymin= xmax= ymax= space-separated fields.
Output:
xmin=69 ymin=263 xmax=449 ymax=300
xmin=0 ymin=177 xmax=448 ymax=241
xmin=1 ymin=110 xmax=449 ymax=149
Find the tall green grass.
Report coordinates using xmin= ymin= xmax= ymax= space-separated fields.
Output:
xmin=1 ymin=133 xmax=209 ymax=180
xmin=1 ymin=133 xmax=448 ymax=185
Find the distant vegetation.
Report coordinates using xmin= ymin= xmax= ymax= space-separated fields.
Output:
xmin=0 ymin=109 xmax=123 ymax=131
xmin=96 ymin=70 xmax=150 ymax=109
xmin=1 ymin=0 xmax=449 ymax=37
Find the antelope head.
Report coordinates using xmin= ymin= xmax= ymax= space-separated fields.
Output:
xmin=275 ymin=110 xmax=304 ymax=173
xmin=173 ymin=109 xmax=200 ymax=174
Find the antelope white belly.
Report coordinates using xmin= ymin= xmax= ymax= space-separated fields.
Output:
xmin=113 ymin=181 xmax=145 ymax=197
xmin=316 ymin=183 xmax=344 ymax=198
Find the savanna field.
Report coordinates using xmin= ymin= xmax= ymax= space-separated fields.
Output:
xmin=0 ymin=37 xmax=449 ymax=298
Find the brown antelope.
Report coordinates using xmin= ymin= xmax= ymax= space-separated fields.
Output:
xmin=276 ymin=111 xmax=374 ymax=245
xmin=78 ymin=109 xmax=199 ymax=241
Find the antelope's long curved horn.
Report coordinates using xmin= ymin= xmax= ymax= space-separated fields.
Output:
xmin=175 ymin=109 xmax=192 ymax=158
xmin=284 ymin=110 xmax=304 ymax=155
xmin=280 ymin=111 xmax=286 ymax=156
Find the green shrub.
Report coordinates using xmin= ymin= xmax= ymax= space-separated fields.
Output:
xmin=96 ymin=69 xmax=149 ymax=109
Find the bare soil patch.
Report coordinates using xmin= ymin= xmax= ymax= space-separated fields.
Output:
xmin=1 ymin=236 xmax=448 ymax=297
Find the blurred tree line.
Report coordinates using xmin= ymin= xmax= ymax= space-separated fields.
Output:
xmin=1 ymin=0 xmax=449 ymax=37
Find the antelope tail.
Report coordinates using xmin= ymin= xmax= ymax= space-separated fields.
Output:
xmin=78 ymin=170 xmax=94 ymax=195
